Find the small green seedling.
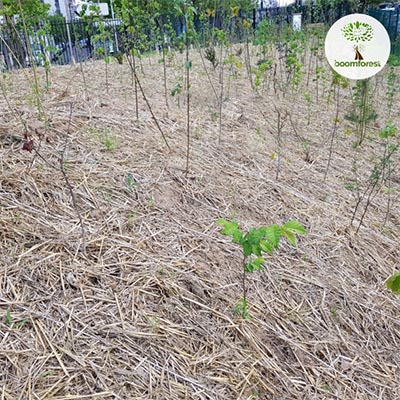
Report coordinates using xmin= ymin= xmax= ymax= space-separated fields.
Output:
xmin=303 ymin=91 xmax=312 ymax=125
xmin=387 ymin=272 xmax=400 ymax=294
xmin=216 ymin=219 xmax=307 ymax=319
xmin=5 ymin=309 xmax=27 ymax=328
xmin=103 ymin=131 xmax=118 ymax=151
xmin=5 ymin=309 xmax=12 ymax=326
xmin=147 ymin=195 xmax=154 ymax=208
xmin=127 ymin=211 xmax=136 ymax=228
xmin=171 ymin=80 xmax=183 ymax=107
xmin=126 ymin=173 xmax=139 ymax=191
xmin=302 ymin=140 xmax=311 ymax=163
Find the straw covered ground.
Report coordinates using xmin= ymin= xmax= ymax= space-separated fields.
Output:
xmin=0 ymin=46 xmax=400 ymax=400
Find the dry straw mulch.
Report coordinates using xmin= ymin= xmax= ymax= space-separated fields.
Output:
xmin=0 ymin=47 xmax=399 ymax=400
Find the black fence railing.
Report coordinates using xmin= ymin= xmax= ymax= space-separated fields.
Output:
xmin=0 ymin=18 xmax=125 ymax=70
xmin=0 ymin=6 xmax=395 ymax=72
xmin=368 ymin=8 xmax=400 ymax=56
xmin=48 ymin=18 xmax=124 ymax=65
xmin=253 ymin=3 xmax=352 ymax=27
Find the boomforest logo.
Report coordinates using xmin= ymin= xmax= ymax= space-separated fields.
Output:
xmin=325 ymin=14 xmax=390 ymax=80
xmin=341 ymin=21 xmax=373 ymax=61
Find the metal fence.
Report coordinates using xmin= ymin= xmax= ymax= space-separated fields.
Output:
xmin=254 ymin=2 xmax=353 ymax=27
xmin=0 ymin=18 xmax=125 ymax=70
xmin=368 ymin=8 xmax=400 ymax=56
xmin=49 ymin=18 xmax=124 ymax=65
xmin=1 ymin=6 xmax=398 ymax=72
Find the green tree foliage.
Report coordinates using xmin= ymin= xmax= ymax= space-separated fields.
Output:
xmin=0 ymin=0 xmax=50 ymax=27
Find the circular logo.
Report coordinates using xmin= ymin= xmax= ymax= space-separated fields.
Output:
xmin=325 ymin=14 xmax=390 ymax=80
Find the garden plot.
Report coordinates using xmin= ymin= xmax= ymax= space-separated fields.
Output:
xmin=0 ymin=47 xmax=399 ymax=399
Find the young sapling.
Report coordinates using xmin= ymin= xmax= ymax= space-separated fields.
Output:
xmin=345 ymin=79 xmax=378 ymax=147
xmin=216 ymin=218 xmax=307 ymax=319
xmin=349 ymin=122 xmax=399 ymax=232
xmin=324 ymin=71 xmax=348 ymax=182
xmin=386 ymin=66 xmax=399 ymax=119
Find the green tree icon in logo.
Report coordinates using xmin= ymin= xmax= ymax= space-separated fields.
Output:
xmin=341 ymin=21 xmax=373 ymax=61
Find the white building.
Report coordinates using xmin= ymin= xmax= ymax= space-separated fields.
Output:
xmin=42 ymin=0 xmax=70 ymax=17
xmin=42 ymin=0 xmax=111 ymax=20
xmin=257 ymin=0 xmax=292 ymax=7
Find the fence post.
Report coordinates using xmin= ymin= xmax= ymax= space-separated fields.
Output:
xmin=65 ymin=21 xmax=75 ymax=64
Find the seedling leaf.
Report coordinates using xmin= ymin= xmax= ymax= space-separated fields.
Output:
xmin=171 ymin=83 xmax=182 ymax=97
xmin=251 ymin=244 xmax=262 ymax=256
xmin=260 ymin=240 xmax=274 ymax=254
xmin=282 ymin=229 xmax=296 ymax=246
xmin=14 ymin=319 xmax=27 ymax=328
xmin=283 ymin=220 xmax=307 ymax=234
xmin=234 ymin=298 xmax=251 ymax=319
xmin=216 ymin=219 xmax=240 ymax=235
xmin=5 ymin=309 xmax=12 ymax=326
xmin=246 ymin=228 xmax=264 ymax=245
xmin=249 ymin=257 xmax=264 ymax=271
xmin=261 ymin=225 xmax=282 ymax=248
xmin=379 ymin=122 xmax=397 ymax=139
xmin=232 ymin=229 xmax=244 ymax=244
xmin=387 ymin=272 xmax=400 ymax=293
xmin=242 ymin=241 xmax=253 ymax=257
xmin=244 ymin=261 xmax=254 ymax=272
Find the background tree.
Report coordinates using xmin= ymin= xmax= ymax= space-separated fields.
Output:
xmin=1 ymin=0 xmax=49 ymax=28
xmin=0 ymin=0 xmax=50 ymax=67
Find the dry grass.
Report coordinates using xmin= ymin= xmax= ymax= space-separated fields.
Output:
xmin=0 ymin=45 xmax=399 ymax=400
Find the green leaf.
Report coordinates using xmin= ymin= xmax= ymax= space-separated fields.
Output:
xmin=14 ymin=319 xmax=27 ymax=328
xmin=242 ymin=241 xmax=253 ymax=257
xmin=260 ymin=240 xmax=274 ymax=254
xmin=5 ymin=309 xmax=12 ymax=326
xmin=185 ymin=60 xmax=192 ymax=69
xmin=245 ymin=228 xmax=264 ymax=245
xmin=261 ymin=225 xmax=282 ymax=248
xmin=171 ymin=83 xmax=182 ymax=97
xmin=388 ymin=144 xmax=398 ymax=153
xmin=251 ymin=244 xmax=262 ymax=257
xmin=216 ymin=219 xmax=239 ymax=236
xmin=234 ymin=298 xmax=251 ymax=319
xmin=387 ymin=272 xmax=400 ymax=293
xmin=249 ymin=257 xmax=265 ymax=271
xmin=283 ymin=220 xmax=307 ymax=234
xmin=379 ymin=122 xmax=397 ymax=139
xmin=234 ymin=304 xmax=241 ymax=315
xmin=282 ymin=229 xmax=296 ymax=246
xmin=232 ymin=229 xmax=244 ymax=244
xmin=244 ymin=261 xmax=254 ymax=272
xmin=245 ymin=228 xmax=260 ymax=244
xmin=242 ymin=310 xmax=251 ymax=320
